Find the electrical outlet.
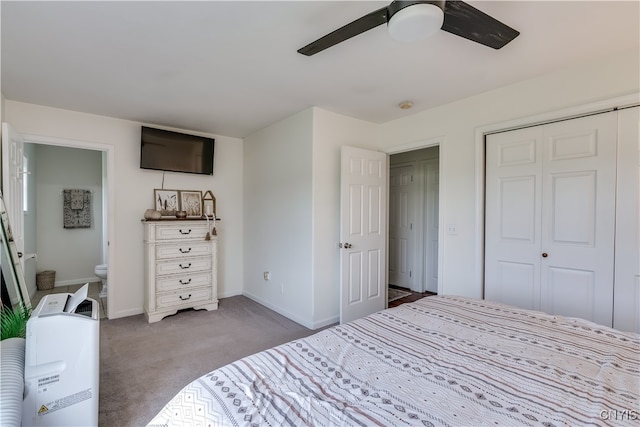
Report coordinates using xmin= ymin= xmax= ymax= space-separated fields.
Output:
xmin=447 ymin=225 xmax=458 ymax=235
xmin=280 ymin=283 xmax=284 ymax=294
xmin=263 ymin=271 xmax=271 ymax=281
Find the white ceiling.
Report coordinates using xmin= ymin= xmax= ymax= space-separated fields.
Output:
xmin=2 ymin=1 xmax=638 ymax=138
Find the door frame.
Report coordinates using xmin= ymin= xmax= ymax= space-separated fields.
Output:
xmin=474 ymin=93 xmax=640 ymax=296
xmin=20 ymin=132 xmax=116 ymax=319
xmin=384 ymin=137 xmax=444 ymax=295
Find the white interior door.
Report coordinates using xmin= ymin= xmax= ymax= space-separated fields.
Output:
xmin=340 ymin=146 xmax=387 ymax=324
xmin=485 ymin=112 xmax=617 ymax=327
xmin=389 ymin=164 xmax=414 ymax=290
xmin=1 ymin=122 xmax=25 ymax=270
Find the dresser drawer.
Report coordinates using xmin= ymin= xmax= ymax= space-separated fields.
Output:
xmin=156 ymin=271 xmax=212 ymax=293
xmin=156 ymin=287 xmax=213 ymax=309
xmin=156 ymin=241 xmax=212 ymax=260
xmin=155 ymin=223 xmax=209 ymax=241
xmin=156 ymin=256 xmax=211 ymax=276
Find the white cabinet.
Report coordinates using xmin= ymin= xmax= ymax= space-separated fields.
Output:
xmin=143 ymin=220 xmax=218 ymax=323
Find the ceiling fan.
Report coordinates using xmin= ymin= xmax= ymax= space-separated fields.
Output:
xmin=298 ymin=0 xmax=519 ymax=56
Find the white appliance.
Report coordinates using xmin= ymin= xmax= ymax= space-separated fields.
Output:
xmin=22 ymin=284 xmax=99 ymax=426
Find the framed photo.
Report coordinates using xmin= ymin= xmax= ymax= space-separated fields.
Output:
xmin=180 ymin=190 xmax=203 ymax=218
xmin=154 ymin=189 xmax=179 ymax=217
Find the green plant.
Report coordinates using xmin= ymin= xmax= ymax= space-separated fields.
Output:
xmin=0 ymin=303 xmax=31 ymax=340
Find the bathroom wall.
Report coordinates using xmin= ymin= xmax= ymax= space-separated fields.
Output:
xmin=33 ymin=144 xmax=103 ymax=286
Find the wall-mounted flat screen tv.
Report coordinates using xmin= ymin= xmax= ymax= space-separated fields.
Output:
xmin=140 ymin=126 xmax=215 ymax=175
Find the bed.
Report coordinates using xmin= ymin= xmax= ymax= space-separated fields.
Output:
xmin=148 ymin=295 xmax=639 ymax=426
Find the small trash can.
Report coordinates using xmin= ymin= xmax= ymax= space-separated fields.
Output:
xmin=36 ymin=270 xmax=56 ymax=290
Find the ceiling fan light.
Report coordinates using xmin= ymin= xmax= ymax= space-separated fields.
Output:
xmin=387 ymin=3 xmax=444 ymax=43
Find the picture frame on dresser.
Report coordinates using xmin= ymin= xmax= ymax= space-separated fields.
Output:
xmin=154 ymin=189 xmax=179 ymax=217
xmin=180 ymin=190 xmax=203 ymax=218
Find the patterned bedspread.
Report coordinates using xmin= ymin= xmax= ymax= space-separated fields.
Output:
xmin=148 ymin=296 xmax=639 ymax=426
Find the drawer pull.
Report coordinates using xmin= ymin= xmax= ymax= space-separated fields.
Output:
xmin=179 ymin=263 xmax=192 ymax=269
xmin=179 ymin=278 xmax=192 ymax=285
xmin=179 ymin=229 xmax=192 ymax=235
xmin=179 ymin=247 xmax=192 ymax=253
xmin=179 ymin=294 xmax=192 ymax=301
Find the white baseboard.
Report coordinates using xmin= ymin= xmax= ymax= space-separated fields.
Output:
xmin=218 ymin=290 xmax=242 ymax=299
xmin=242 ymin=291 xmax=338 ymax=330
xmin=312 ymin=315 xmax=339 ymax=330
xmin=110 ymin=307 xmax=144 ymax=319
xmin=52 ymin=277 xmax=100 ymax=288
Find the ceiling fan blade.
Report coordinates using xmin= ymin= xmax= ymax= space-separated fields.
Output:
xmin=441 ymin=0 xmax=519 ymax=49
xmin=298 ymin=6 xmax=389 ymax=56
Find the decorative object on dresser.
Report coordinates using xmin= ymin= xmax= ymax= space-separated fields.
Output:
xmin=179 ymin=190 xmax=203 ymax=218
xmin=143 ymin=220 xmax=218 ymax=323
xmin=144 ymin=209 xmax=162 ymax=220
xmin=154 ymin=189 xmax=179 ymax=217
xmin=202 ymin=190 xmax=216 ymax=217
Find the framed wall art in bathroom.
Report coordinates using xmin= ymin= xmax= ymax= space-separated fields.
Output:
xmin=154 ymin=189 xmax=179 ymax=217
xmin=180 ymin=190 xmax=202 ymax=218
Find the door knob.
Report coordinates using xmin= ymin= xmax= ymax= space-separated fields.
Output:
xmin=340 ymin=243 xmax=352 ymax=249
xmin=542 ymin=252 xmax=548 ymax=258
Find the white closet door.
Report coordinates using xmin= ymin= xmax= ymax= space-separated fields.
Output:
xmin=485 ymin=126 xmax=543 ymax=310
xmin=539 ymin=113 xmax=617 ymax=326
xmin=389 ymin=165 xmax=415 ymax=289
xmin=485 ymin=112 xmax=617 ymax=327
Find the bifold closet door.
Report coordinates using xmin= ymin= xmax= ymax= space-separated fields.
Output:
xmin=389 ymin=165 xmax=415 ymax=290
xmin=485 ymin=112 xmax=617 ymax=327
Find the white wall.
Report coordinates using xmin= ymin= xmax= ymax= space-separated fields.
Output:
xmin=243 ymin=109 xmax=314 ymax=326
xmin=5 ymin=100 xmax=244 ymax=318
xmin=311 ymin=108 xmax=378 ymax=326
xmin=33 ymin=144 xmax=103 ymax=286
xmin=378 ymin=48 xmax=640 ymax=299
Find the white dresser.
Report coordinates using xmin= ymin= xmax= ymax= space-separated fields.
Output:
xmin=143 ymin=220 xmax=218 ymax=323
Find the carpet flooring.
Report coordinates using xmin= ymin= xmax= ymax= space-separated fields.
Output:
xmin=99 ymin=295 xmax=324 ymax=426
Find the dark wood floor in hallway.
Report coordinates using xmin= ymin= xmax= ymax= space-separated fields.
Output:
xmin=388 ymin=285 xmax=436 ymax=308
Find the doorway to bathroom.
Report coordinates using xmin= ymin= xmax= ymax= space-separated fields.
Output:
xmin=24 ymin=142 xmax=109 ymax=318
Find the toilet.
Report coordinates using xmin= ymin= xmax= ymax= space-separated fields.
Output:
xmin=94 ymin=264 xmax=108 ymax=298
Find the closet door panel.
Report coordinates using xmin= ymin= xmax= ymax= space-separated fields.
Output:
xmin=549 ymin=171 xmax=596 ymax=245
xmin=614 ymin=106 xmax=640 ymax=333
xmin=485 ymin=127 xmax=542 ymax=310
xmin=545 ymin=267 xmax=595 ymax=321
xmin=540 ymin=113 xmax=617 ymax=327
